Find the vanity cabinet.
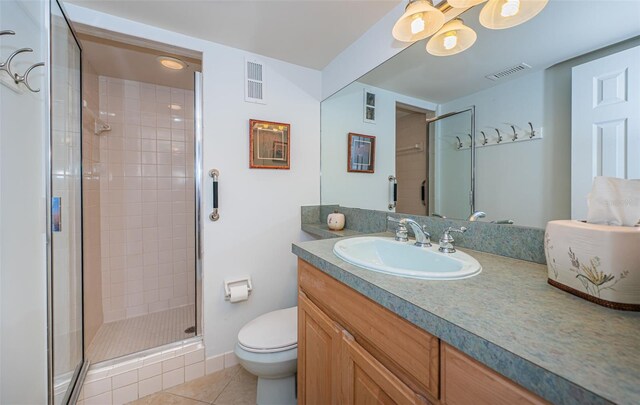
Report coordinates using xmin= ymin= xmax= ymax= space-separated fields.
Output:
xmin=297 ymin=259 xmax=548 ymax=405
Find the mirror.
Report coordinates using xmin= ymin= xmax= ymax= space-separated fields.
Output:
xmin=320 ymin=1 xmax=640 ymax=228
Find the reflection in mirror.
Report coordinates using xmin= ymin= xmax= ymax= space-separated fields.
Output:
xmin=426 ymin=109 xmax=473 ymax=220
xmin=320 ymin=1 xmax=640 ymax=229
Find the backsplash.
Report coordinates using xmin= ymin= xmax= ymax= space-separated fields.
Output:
xmin=302 ymin=205 xmax=546 ymax=264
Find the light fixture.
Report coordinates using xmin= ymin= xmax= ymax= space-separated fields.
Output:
xmin=169 ymin=104 xmax=182 ymax=110
xmin=447 ymin=0 xmax=487 ymax=8
xmin=392 ymin=0 xmax=445 ymax=42
xmin=479 ymin=0 xmax=548 ymax=30
xmin=427 ymin=19 xmax=477 ymax=56
xmin=157 ymin=56 xmax=186 ymax=70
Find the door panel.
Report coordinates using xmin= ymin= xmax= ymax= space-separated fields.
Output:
xmin=341 ymin=330 xmax=427 ymax=405
xmin=50 ymin=0 xmax=84 ymax=402
xmin=571 ymin=46 xmax=640 ymax=219
xmin=298 ymin=292 xmax=342 ymax=405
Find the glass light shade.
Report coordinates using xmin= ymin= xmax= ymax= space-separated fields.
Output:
xmin=392 ymin=0 xmax=445 ymax=42
xmin=426 ymin=19 xmax=477 ymax=56
xmin=157 ymin=56 xmax=186 ymax=70
xmin=447 ymin=0 xmax=487 ymax=8
xmin=479 ymin=0 xmax=548 ymax=30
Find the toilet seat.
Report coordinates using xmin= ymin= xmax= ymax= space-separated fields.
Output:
xmin=238 ymin=306 xmax=297 ymax=354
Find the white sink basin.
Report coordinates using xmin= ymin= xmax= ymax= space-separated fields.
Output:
xmin=333 ymin=237 xmax=482 ymax=280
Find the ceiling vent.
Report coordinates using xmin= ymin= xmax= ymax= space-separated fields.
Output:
xmin=245 ymin=58 xmax=266 ymax=104
xmin=485 ymin=63 xmax=532 ymax=81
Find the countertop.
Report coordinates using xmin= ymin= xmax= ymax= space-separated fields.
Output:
xmin=292 ymin=233 xmax=640 ymax=405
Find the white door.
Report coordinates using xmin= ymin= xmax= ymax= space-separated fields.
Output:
xmin=571 ymin=45 xmax=640 ymax=219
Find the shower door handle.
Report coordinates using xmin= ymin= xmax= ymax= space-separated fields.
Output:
xmin=210 ymin=169 xmax=219 ymax=221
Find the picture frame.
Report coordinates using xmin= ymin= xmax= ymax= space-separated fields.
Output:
xmin=363 ymin=89 xmax=376 ymax=123
xmin=347 ymin=133 xmax=375 ymax=173
xmin=249 ymin=119 xmax=290 ymax=169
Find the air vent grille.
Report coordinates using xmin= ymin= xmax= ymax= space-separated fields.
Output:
xmin=245 ymin=59 xmax=266 ymax=104
xmin=485 ymin=63 xmax=531 ymax=81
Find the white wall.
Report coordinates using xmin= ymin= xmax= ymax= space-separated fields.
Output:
xmin=321 ymin=81 xmax=435 ymax=211
xmin=0 ymin=1 xmax=48 ymax=403
xmin=67 ymin=4 xmax=321 ymax=357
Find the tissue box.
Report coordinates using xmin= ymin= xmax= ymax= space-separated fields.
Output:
xmin=545 ymin=220 xmax=640 ymax=311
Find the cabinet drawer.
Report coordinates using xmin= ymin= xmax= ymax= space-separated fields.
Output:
xmin=441 ymin=344 xmax=548 ymax=405
xmin=298 ymin=259 xmax=440 ymax=402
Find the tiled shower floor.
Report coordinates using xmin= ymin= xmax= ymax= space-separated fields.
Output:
xmin=86 ymin=305 xmax=196 ymax=363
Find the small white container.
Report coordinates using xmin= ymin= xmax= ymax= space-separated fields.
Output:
xmin=327 ymin=211 xmax=345 ymax=231
xmin=544 ymin=220 xmax=640 ymax=311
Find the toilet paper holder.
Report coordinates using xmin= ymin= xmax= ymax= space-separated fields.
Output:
xmin=224 ymin=277 xmax=253 ymax=301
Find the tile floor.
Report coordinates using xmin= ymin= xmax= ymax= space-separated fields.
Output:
xmin=129 ymin=365 xmax=257 ymax=405
xmin=87 ymin=305 xmax=196 ymax=363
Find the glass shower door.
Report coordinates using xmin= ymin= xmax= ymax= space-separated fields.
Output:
xmin=50 ymin=0 xmax=84 ymax=402
xmin=427 ymin=108 xmax=475 ymax=220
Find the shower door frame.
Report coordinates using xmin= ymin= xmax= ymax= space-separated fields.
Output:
xmin=46 ymin=0 xmax=88 ymax=403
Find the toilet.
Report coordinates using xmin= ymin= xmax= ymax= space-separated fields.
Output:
xmin=235 ymin=306 xmax=298 ymax=405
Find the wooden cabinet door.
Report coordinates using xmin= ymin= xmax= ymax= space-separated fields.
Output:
xmin=341 ymin=330 xmax=429 ymax=405
xmin=298 ymin=292 xmax=343 ymax=405
xmin=441 ymin=344 xmax=548 ymax=405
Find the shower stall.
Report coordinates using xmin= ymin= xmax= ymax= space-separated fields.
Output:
xmin=77 ymin=30 xmax=203 ymax=364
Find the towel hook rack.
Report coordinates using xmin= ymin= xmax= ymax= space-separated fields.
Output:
xmin=480 ymin=131 xmax=488 ymax=146
xmin=0 ymin=30 xmax=45 ymax=93
xmin=455 ymin=136 xmax=463 ymax=149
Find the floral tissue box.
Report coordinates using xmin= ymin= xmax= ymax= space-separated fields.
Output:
xmin=545 ymin=220 xmax=640 ymax=311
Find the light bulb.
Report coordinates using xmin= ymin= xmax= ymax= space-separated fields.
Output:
xmin=501 ymin=0 xmax=520 ymax=17
xmin=411 ymin=14 xmax=425 ymax=34
xmin=443 ymin=32 xmax=458 ymax=50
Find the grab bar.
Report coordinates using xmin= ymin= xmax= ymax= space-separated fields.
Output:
xmin=388 ymin=175 xmax=397 ymax=210
xmin=209 ymin=169 xmax=219 ymax=221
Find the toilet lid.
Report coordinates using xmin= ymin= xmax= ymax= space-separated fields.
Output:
xmin=238 ymin=306 xmax=298 ymax=353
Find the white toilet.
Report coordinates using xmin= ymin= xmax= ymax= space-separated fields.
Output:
xmin=235 ymin=306 xmax=298 ymax=405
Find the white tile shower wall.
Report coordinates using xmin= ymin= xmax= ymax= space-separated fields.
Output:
xmin=78 ymin=340 xmax=238 ymax=405
xmin=98 ymin=76 xmax=196 ymax=322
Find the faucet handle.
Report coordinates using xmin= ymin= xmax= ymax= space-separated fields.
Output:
xmin=439 ymin=227 xmax=467 ymax=253
xmin=394 ymin=222 xmax=409 ymax=242
xmin=446 ymin=226 xmax=467 ymax=235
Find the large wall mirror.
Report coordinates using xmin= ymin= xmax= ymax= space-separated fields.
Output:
xmin=320 ymin=1 xmax=640 ymax=229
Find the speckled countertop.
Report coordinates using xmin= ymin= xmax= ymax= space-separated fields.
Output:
xmin=292 ymin=233 xmax=640 ymax=405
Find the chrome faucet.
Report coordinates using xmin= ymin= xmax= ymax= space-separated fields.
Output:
xmin=438 ymin=226 xmax=467 ymax=253
xmin=400 ymin=218 xmax=431 ymax=247
xmin=467 ymin=211 xmax=486 ymax=222
xmin=388 ymin=217 xmax=431 ymax=247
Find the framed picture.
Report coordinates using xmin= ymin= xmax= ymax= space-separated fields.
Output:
xmin=363 ymin=89 xmax=376 ymax=123
xmin=249 ymin=119 xmax=290 ymax=169
xmin=348 ymin=133 xmax=375 ymax=173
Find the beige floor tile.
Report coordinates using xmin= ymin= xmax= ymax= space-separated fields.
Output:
xmin=213 ymin=368 xmax=257 ymax=405
xmin=128 ymin=391 xmax=207 ymax=405
xmin=166 ymin=365 xmax=241 ymax=403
